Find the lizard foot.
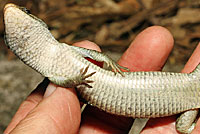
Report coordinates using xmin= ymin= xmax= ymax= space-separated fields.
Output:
xmin=77 ymin=66 xmax=96 ymax=88
xmin=106 ymin=60 xmax=129 ymax=77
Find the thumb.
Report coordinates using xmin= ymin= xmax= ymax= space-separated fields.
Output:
xmin=10 ymin=84 xmax=81 ymax=134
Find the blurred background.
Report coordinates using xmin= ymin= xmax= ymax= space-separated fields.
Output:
xmin=0 ymin=0 xmax=200 ymax=133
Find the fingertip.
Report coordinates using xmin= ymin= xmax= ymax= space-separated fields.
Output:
xmin=140 ymin=26 xmax=174 ymax=49
xmin=73 ymin=40 xmax=101 ymax=52
xmin=119 ymin=26 xmax=174 ymax=71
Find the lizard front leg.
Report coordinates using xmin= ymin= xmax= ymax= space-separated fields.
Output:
xmin=48 ymin=66 xmax=96 ymax=88
xmin=176 ymin=109 xmax=199 ymax=134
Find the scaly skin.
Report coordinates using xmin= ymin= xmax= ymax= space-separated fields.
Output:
xmin=4 ymin=3 xmax=200 ymax=133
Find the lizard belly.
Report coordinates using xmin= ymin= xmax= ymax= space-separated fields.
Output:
xmin=77 ymin=70 xmax=200 ymax=118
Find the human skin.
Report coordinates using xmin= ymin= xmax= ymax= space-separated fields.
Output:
xmin=4 ymin=26 xmax=200 ymax=134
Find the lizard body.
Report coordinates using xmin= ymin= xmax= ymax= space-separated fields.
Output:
xmin=3 ymin=3 xmax=200 ymax=134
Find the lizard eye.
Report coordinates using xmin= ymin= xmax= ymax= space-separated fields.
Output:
xmin=20 ymin=7 xmax=31 ymax=14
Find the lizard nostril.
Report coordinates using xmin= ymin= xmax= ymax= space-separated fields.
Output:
xmin=20 ymin=7 xmax=31 ymax=14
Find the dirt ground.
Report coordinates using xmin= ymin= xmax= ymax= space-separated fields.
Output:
xmin=0 ymin=0 xmax=199 ymax=133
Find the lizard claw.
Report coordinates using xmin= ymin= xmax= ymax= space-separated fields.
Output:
xmin=106 ymin=60 xmax=129 ymax=77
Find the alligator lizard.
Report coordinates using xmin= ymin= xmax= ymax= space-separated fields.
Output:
xmin=3 ymin=3 xmax=200 ymax=134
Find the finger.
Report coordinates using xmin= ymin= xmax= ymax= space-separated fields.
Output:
xmin=119 ymin=26 xmax=174 ymax=71
xmin=182 ymin=42 xmax=200 ymax=73
xmin=125 ymin=26 xmax=175 ymax=134
xmin=181 ymin=42 xmax=200 ymax=134
xmin=73 ymin=40 xmax=101 ymax=52
xmin=73 ymin=40 xmax=103 ymax=67
xmin=120 ymin=26 xmax=174 ymax=133
xmin=80 ymin=26 xmax=174 ymax=134
xmin=142 ymin=43 xmax=200 ymax=134
xmin=5 ymin=40 xmax=101 ymax=134
xmin=10 ymin=86 xmax=81 ymax=134
xmin=141 ymin=44 xmax=200 ymax=133
xmin=4 ymin=78 xmax=49 ymax=134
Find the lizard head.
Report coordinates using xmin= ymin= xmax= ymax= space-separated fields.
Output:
xmin=4 ymin=3 xmax=48 ymax=32
xmin=4 ymin=3 xmax=50 ymax=49
xmin=3 ymin=3 xmax=59 ymax=74
xmin=3 ymin=3 xmax=58 ymax=55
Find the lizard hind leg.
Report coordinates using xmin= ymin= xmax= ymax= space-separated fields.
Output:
xmin=70 ymin=45 xmax=129 ymax=76
xmin=79 ymin=66 xmax=96 ymax=88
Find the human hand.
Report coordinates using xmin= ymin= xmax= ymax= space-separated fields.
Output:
xmin=4 ymin=26 xmax=200 ymax=134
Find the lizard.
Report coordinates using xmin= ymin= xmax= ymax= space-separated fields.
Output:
xmin=3 ymin=3 xmax=200 ymax=134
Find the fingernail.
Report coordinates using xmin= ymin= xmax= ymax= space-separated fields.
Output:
xmin=44 ymin=83 xmax=57 ymax=98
